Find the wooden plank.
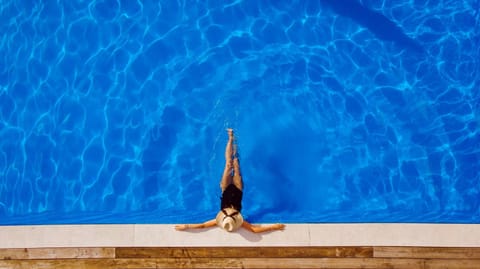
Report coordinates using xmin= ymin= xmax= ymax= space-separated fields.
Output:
xmin=0 ymin=258 xmax=427 ymax=269
xmin=238 ymin=258 xmax=425 ymax=269
xmin=0 ymin=248 xmax=28 ymax=260
xmin=115 ymin=246 xmax=373 ymax=258
xmin=425 ymin=259 xmax=480 ymax=269
xmin=375 ymin=247 xmax=480 ymax=259
xmin=0 ymin=248 xmax=115 ymax=260
xmin=0 ymin=258 xmax=155 ymax=269
xmin=28 ymin=247 xmax=115 ymax=259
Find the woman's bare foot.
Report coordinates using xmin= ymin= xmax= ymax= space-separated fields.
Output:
xmin=227 ymin=128 xmax=234 ymax=139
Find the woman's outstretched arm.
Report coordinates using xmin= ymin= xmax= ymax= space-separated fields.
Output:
xmin=241 ymin=221 xmax=285 ymax=233
xmin=175 ymin=219 xmax=217 ymax=231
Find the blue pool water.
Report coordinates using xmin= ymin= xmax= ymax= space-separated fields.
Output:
xmin=0 ymin=0 xmax=479 ymax=225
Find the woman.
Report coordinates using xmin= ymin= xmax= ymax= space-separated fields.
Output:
xmin=175 ymin=129 xmax=285 ymax=233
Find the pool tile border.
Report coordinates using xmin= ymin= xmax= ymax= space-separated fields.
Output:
xmin=0 ymin=224 xmax=478 ymax=248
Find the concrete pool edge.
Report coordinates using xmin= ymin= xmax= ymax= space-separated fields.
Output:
xmin=0 ymin=224 xmax=478 ymax=248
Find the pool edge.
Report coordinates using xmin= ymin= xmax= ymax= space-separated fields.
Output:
xmin=1 ymin=224 xmax=479 ymax=248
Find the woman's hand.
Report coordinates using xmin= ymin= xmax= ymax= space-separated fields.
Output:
xmin=273 ymin=223 xmax=286 ymax=231
xmin=175 ymin=224 xmax=188 ymax=231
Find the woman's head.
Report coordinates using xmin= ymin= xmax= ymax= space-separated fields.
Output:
xmin=216 ymin=208 xmax=243 ymax=232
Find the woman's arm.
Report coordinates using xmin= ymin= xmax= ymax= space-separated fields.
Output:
xmin=175 ymin=219 xmax=217 ymax=231
xmin=241 ymin=221 xmax=285 ymax=233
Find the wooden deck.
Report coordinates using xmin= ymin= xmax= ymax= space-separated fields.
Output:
xmin=1 ymin=246 xmax=480 ymax=268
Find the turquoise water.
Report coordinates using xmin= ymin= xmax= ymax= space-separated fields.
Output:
xmin=0 ymin=0 xmax=479 ymax=225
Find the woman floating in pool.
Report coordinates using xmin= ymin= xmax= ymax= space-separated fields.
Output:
xmin=175 ymin=129 xmax=285 ymax=233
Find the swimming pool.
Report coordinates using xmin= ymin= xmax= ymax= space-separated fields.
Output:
xmin=0 ymin=0 xmax=479 ymax=225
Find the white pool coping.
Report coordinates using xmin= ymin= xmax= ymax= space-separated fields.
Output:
xmin=0 ymin=224 xmax=479 ymax=248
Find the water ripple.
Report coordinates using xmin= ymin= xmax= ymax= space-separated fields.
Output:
xmin=0 ymin=0 xmax=478 ymax=224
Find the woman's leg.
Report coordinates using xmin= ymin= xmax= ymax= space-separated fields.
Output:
xmin=232 ymin=142 xmax=243 ymax=191
xmin=220 ymin=129 xmax=234 ymax=191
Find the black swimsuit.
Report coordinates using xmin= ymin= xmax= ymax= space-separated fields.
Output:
xmin=220 ymin=184 xmax=243 ymax=211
